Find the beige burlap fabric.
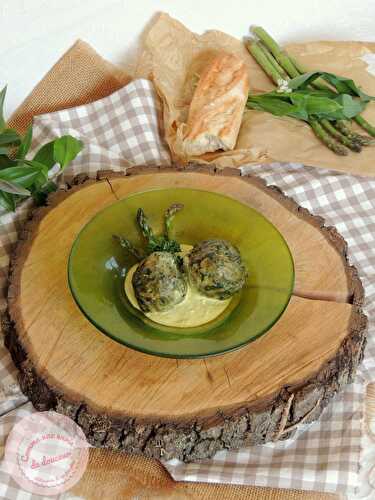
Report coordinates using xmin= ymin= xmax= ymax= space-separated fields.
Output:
xmin=8 ymin=40 xmax=130 ymax=134
xmin=72 ymin=448 xmax=338 ymax=499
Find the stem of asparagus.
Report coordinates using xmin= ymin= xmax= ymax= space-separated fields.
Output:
xmin=257 ymin=42 xmax=289 ymax=80
xmin=251 ymin=26 xmax=300 ymax=78
xmin=136 ymin=208 xmax=155 ymax=244
xmin=309 ymin=119 xmax=348 ymax=155
xmin=164 ymin=203 xmax=184 ymax=240
xmin=289 ymin=56 xmax=371 ymax=148
xmin=320 ymin=119 xmax=361 ymax=152
xmin=113 ymin=235 xmax=144 ymax=260
xmin=354 ymin=115 xmax=375 ymax=137
xmin=247 ymin=36 xmax=350 ymax=155
xmin=335 ymin=120 xmax=373 ymax=145
xmin=290 ymin=52 xmax=375 ymax=139
xmin=246 ymin=40 xmax=281 ymax=86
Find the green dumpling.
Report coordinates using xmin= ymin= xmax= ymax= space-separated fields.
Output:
xmin=187 ymin=239 xmax=247 ymax=300
xmin=132 ymin=251 xmax=187 ymax=313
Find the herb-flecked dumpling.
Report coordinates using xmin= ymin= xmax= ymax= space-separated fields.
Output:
xmin=187 ymin=239 xmax=247 ymax=300
xmin=132 ymin=251 xmax=187 ymax=313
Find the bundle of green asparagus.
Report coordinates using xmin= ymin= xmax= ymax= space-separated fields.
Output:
xmin=245 ymin=27 xmax=375 ymax=155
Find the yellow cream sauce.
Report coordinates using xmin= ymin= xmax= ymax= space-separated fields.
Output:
xmin=124 ymin=245 xmax=232 ymax=328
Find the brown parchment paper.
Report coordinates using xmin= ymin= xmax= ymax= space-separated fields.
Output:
xmin=136 ymin=13 xmax=375 ymax=176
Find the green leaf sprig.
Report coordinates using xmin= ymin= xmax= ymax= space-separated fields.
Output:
xmin=247 ymin=72 xmax=372 ymax=122
xmin=0 ymin=86 xmax=84 ymax=211
xmin=114 ymin=204 xmax=184 ymax=262
xmin=137 ymin=207 xmax=182 ymax=254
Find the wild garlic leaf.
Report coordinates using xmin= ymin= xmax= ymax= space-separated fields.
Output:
xmin=0 ymin=155 xmax=17 ymax=169
xmin=0 ymin=191 xmax=16 ymax=211
xmin=33 ymin=136 xmax=83 ymax=172
xmin=32 ymin=181 xmax=57 ymax=206
xmin=247 ymin=95 xmax=308 ymax=120
xmin=0 ymin=165 xmax=44 ymax=188
xmin=293 ymin=94 xmax=344 ymax=119
xmin=287 ymin=72 xmax=328 ymax=90
xmin=22 ymin=160 xmax=49 ymax=175
xmin=16 ymin=125 xmax=33 ymax=160
xmin=53 ymin=136 xmax=83 ymax=170
xmin=334 ymin=94 xmax=366 ymax=119
xmin=0 ymin=179 xmax=30 ymax=196
xmin=322 ymin=73 xmax=375 ymax=102
xmin=288 ymin=71 xmax=375 ymax=102
xmin=0 ymin=85 xmax=85 ymax=212
xmin=0 ymin=87 xmax=7 ymax=133
xmin=247 ymin=88 xmax=367 ymax=121
xmin=0 ymin=128 xmax=21 ymax=146
xmin=33 ymin=141 xmax=56 ymax=169
xmin=21 ymin=160 xmax=49 ymax=188
xmin=296 ymin=88 xmax=337 ymax=99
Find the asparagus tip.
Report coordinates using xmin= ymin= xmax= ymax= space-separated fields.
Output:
xmin=352 ymin=143 xmax=363 ymax=153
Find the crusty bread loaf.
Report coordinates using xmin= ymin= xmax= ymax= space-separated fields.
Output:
xmin=182 ymin=52 xmax=250 ymax=156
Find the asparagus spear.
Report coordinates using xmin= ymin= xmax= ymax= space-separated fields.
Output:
xmin=309 ymin=119 xmax=348 ymax=156
xmin=115 ymin=206 xmax=184 ymax=260
xmin=257 ymin=42 xmax=289 ymax=80
xmin=320 ymin=119 xmax=361 ymax=152
xmin=251 ymin=26 xmax=300 ymax=78
xmin=247 ymin=41 xmax=282 ymax=86
xmin=246 ymin=39 xmax=349 ymax=155
xmin=335 ymin=120 xmax=373 ymax=146
xmin=278 ymin=35 xmax=375 ymax=139
xmin=164 ymin=203 xmax=184 ymax=240
xmin=113 ymin=235 xmax=144 ymax=260
xmin=137 ymin=207 xmax=181 ymax=254
xmin=137 ymin=208 xmax=155 ymax=243
xmin=354 ymin=115 xmax=375 ymax=137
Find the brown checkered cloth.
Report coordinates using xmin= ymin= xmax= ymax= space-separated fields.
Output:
xmin=0 ymin=78 xmax=374 ymax=499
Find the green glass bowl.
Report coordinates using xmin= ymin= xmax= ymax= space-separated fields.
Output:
xmin=68 ymin=188 xmax=294 ymax=358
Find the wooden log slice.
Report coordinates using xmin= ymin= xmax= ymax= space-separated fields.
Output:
xmin=3 ymin=165 xmax=367 ymax=462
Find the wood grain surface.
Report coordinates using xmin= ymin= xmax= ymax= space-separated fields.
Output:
xmin=4 ymin=166 xmax=367 ymax=463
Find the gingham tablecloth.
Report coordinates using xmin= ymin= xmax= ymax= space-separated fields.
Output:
xmin=0 ymin=78 xmax=374 ymax=499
